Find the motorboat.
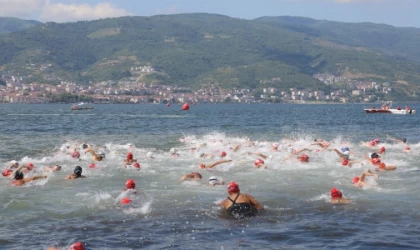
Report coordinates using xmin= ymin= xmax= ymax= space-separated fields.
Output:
xmin=364 ymin=101 xmax=415 ymax=114
xmin=71 ymin=102 xmax=94 ymax=110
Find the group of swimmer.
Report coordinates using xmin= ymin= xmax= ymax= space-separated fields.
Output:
xmin=1 ymin=135 xmax=413 ymax=248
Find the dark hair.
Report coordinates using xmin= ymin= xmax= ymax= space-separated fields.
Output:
xmin=402 ymin=138 xmax=407 ymax=143
xmin=371 ymin=153 xmax=379 ymax=159
xmin=74 ymin=166 xmax=82 ymax=176
xmin=82 ymin=144 xmax=88 ymax=149
xmin=14 ymin=170 xmax=24 ymax=180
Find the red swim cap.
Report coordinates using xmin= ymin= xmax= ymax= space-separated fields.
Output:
xmin=133 ymin=162 xmax=140 ymax=169
xmin=72 ymin=151 xmax=80 ymax=159
xmin=127 ymin=152 xmax=133 ymax=160
xmin=352 ymin=177 xmax=360 ymax=184
xmin=300 ymin=154 xmax=309 ymax=162
xmin=405 ymin=146 xmax=410 ymax=150
xmin=330 ymin=188 xmax=343 ymax=199
xmin=120 ymin=197 xmax=131 ymax=205
xmin=254 ymin=159 xmax=264 ymax=166
xmin=371 ymin=158 xmax=381 ymax=165
xmin=374 ymin=138 xmax=380 ymax=143
xmin=379 ymin=146 xmax=385 ymax=152
xmin=379 ymin=162 xmax=386 ymax=169
xmin=227 ymin=181 xmax=240 ymax=193
xmin=69 ymin=242 xmax=84 ymax=250
xmin=220 ymin=151 xmax=227 ymax=157
xmin=89 ymin=163 xmax=96 ymax=168
xmin=199 ymin=164 xmax=206 ymax=169
xmin=342 ymin=159 xmax=349 ymax=166
xmin=27 ymin=163 xmax=34 ymax=167
xmin=2 ymin=169 xmax=12 ymax=177
xmin=125 ymin=179 xmax=136 ymax=189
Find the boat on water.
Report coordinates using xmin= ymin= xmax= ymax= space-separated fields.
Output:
xmin=71 ymin=102 xmax=94 ymax=110
xmin=364 ymin=101 xmax=415 ymax=114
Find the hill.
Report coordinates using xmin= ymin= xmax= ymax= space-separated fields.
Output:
xmin=0 ymin=17 xmax=40 ymax=35
xmin=1 ymin=14 xmax=420 ymax=99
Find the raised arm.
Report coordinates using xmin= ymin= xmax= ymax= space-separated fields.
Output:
xmin=207 ymin=159 xmax=232 ymax=169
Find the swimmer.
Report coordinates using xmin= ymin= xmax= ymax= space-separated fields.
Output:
xmin=285 ymin=147 xmax=312 ymax=160
xmin=199 ymin=152 xmax=214 ymax=159
xmin=47 ymin=242 xmax=85 ymax=250
xmin=146 ymin=151 xmax=154 ymax=159
xmin=169 ymin=148 xmax=180 ymax=158
xmin=253 ymin=158 xmax=267 ymax=169
xmin=65 ymin=166 xmax=86 ymax=179
xmin=3 ymin=165 xmax=26 ymax=178
xmin=329 ymin=147 xmax=351 ymax=160
xmin=181 ymin=172 xmax=202 ymax=182
xmin=85 ymin=147 xmax=104 ymax=161
xmin=217 ymin=181 xmax=263 ymax=219
xmin=360 ymin=138 xmax=380 ymax=148
xmin=208 ymin=176 xmax=225 ymax=186
xmin=377 ymin=146 xmax=386 ymax=155
xmin=329 ymin=188 xmax=351 ymax=204
xmin=271 ymin=143 xmax=280 ymax=152
xmin=340 ymin=158 xmax=360 ymax=167
xmin=44 ymin=165 xmax=62 ymax=172
xmin=126 ymin=162 xmax=141 ymax=169
xmin=72 ymin=148 xmax=81 ymax=159
xmin=220 ymin=151 xmax=227 ymax=158
xmin=387 ymin=136 xmax=408 ymax=144
xmin=123 ymin=179 xmax=137 ymax=192
xmin=23 ymin=163 xmax=36 ymax=174
xmin=12 ymin=170 xmax=47 ymax=186
xmin=124 ymin=152 xmax=137 ymax=165
xmin=8 ymin=160 xmax=19 ymax=169
xmin=247 ymin=152 xmax=268 ymax=159
xmin=363 ymin=154 xmax=397 ymax=171
xmin=199 ymin=159 xmax=232 ymax=169
xmin=296 ymin=153 xmax=310 ymax=163
xmin=352 ymin=169 xmax=378 ymax=188
xmin=404 ymin=145 xmax=411 ymax=152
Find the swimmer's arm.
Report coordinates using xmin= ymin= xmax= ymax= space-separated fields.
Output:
xmin=248 ymin=194 xmax=264 ymax=210
xmin=217 ymin=199 xmax=227 ymax=207
xmin=24 ymin=175 xmax=47 ymax=183
xmin=295 ymin=148 xmax=311 ymax=154
xmin=7 ymin=165 xmax=25 ymax=179
xmin=208 ymin=159 xmax=232 ymax=168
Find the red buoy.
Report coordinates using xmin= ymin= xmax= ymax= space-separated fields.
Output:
xmin=182 ymin=103 xmax=190 ymax=110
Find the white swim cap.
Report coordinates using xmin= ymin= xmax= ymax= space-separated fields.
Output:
xmin=342 ymin=151 xmax=349 ymax=156
xmin=10 ymin=160 xmax=18 ymax=166
xmin=169 ymin=148 xmax=177 ymax=154
xmin=208 ymin=176 xmax=220 ymax=185
xmin=146 ymin=151 xmax=154 ymax=158
xmin=288 ymin=147 xmax=294 ymax=153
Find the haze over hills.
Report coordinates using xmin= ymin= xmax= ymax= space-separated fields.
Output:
xmin=0 ymin=14 xmax=420 ymax=99
xmin=0 ymin=17 xmax=41 ymax=35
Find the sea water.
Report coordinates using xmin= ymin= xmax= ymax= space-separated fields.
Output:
xmin=0 ymin=103 xmax=419 ymax=249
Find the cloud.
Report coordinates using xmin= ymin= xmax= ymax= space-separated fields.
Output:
xmin=155 ymin=5 xmax=178 ymax=15
xmin=0 ymin=0 xmax=131 ymax=22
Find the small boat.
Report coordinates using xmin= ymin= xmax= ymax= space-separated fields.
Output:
xmin=364 ymin=101 xmax=415 ymax=115
xmin=71 ymin=102 xmax=94 ymax=110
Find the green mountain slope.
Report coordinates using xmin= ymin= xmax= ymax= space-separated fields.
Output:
xmin=0 ymin=14 xmax=420 ymax=96
xmin=0 ymin=17 xmax=40 ymax=35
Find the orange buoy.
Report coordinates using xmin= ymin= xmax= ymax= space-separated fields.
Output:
xmin=182 ymin=103 xmax=189 ymax=110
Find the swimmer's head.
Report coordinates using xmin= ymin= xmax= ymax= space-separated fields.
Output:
xmin=374 ymin=138 xmax=380 ymax=144
xmin=146 ymin=152 xmax=154 ymax=159
xmin=330 ymin=188 xmax=342 ymax=199
xmin=220 ymin=151 xmax=227 ymax=157
xmin=341 ymin=147 xmax=350 ymax=153
xmin=133 ymin=162 xmax=141 ymax=169
xmin=53 ymin=165 xmax=61 ymax=171
xmin=98 ymin=152 xmax=105 ymax=159
xmin=405 ymin=146 xmax=410 ymax=151
xmin=125 ymin=179 xmax=136 ymax=189
xmin=342 ymin=159 xmax=349 ymax=166
xmin=120 ymin=197 xmax=131 ymax=205
xmin=379 ymin=162 xmax=386 ymax=169
xmin=208 ymin=176 xmax=220 ymax=186
xmin=371 ymin=158 xmax=381 ymax=165
xmin=254 ymin=159 xmax=264 ymax=166
xmin=191 ymin=172 xmax=202 ymax=179
xmin=82 ymin=143 xmax=88 ymax=149
xmin=126 ymin=152 xmax=133 ymax=160
xmin=300 ymin=154 xmax=309 ymax=162
xmin=69 ymin=242 xmax=85 ymax=250
xmin=379 ymin=146 xmax=385 ymax=152
xmin=14 ymin=170 xmax=24 ymax=180
xmin=352 ymin=177 xmax=360 ymax=184
xmin=9 ymin=160 xmax=19 ymax=168
xmin=402 ymin=138 xmax=407 ymax=143
xmin=370 ymin=152 xmax=379 ymax=159
xmin=272 ymin=143 xmax=280 ymax=149
xmin=26 ymin=163 xmax=35 ymax=171
xmin=74 ymin=166 xmax=82 ymax=177
xmin=2 ymin=169 xmax=12 ymax=177
xmin=169 ymin=148 xmax=176 ymax=154
xmin=89 ymin=163 xmax=96 ymax=168
xmin=287 ymin=147 xmax=294 ymax=153
xmin=227 ymin=181 xmax=240 ymax=194
xmin=199 ymin=164 xmax=206 ymax=169
xmin=72 ymin=151 xmax=80 ymax=159
xmin=199 ymin=153 xmax=205 ymax=158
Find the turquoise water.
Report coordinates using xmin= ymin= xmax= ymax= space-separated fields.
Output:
xmin=0 ymin=103 xmax=419 ymax=249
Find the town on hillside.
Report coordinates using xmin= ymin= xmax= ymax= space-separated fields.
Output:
xmin=0 ymin=70 xmax=394 ymax=104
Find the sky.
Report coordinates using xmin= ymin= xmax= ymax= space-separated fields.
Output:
xmin=0 ymin=0 xmax=419 ymax=28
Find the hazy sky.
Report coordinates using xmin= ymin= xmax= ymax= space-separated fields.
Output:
xmin=0 ymin=0 xmax=419 ymax=28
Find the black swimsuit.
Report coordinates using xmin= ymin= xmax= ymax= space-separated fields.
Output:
xmin=226 ymin=193 xmax=256 ymax=219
